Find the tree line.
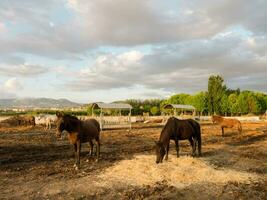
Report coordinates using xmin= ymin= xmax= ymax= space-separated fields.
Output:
xmin=122 ymin=75 xmax=267 ymax=116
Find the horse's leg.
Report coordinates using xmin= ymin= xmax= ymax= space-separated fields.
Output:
xmin=189 ymin=137 xmax=196 ymax=157
xmin=95 ymin=137 xmax=100 ymax=162
xmin=89 ymin=140 xmax=94 ymax=156
xmin=165 ymin=142 xmax=170 ymax=160
xmin=73 ymin=144 xmax=77 ymax=168
xmin=221 ymin=126 xmax=224 ymax=137
xmin=175 ymin=139 xmax=179 ymax=157
xmin=197 ymin=136 xmax=202 ymax=156
xmin=76 ymin=140 xmax=81 ymax=169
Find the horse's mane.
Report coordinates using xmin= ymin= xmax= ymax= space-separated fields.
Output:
xmin=64 ymin=114 xmax=79 ymax=121
xmin=160 ymin=117 xmax=177 ymax=138
xmin=62 ymin=114 xmax=81 ymax=130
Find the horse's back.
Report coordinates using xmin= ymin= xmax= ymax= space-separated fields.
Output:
xmin=175 ymin=119 xmax=195 ymax=140
xmin=221 ymin=117 xmax=239 ymax=127
xmin=81 ymin=119 xmax=100 ymax=140
xmin=87 ymin=118 xmax=100 ymax=132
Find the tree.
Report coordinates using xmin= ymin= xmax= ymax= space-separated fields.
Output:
xmin=221 ymin=94 xmax=229 ymax=116
xmin=228 ymin=93 xmax=238 ymax=116
xmin=150 ymin=106 xmax=159 ymax=116
xmin=207 ymin=75 xmax=227 ymax=114
xmin=191 ymin=92 xmax=208 ymax=115
xmin=163 ymin=93 xmax=190 ymax=105
xmin=237 ymin=91 xmax=249 ymax=114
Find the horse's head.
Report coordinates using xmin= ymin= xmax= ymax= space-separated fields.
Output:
xmin=155 ymin=141 xmax=165 ymax=164
xmin=56 ymin=111 xmax=65 ymax=139
xmin=211 ymin=115 xmax=216 ymax=124
xmin=31 ymin=116 xmax=36 ymax=126
xmin=211 ymin=115 xmax=221 ymax=124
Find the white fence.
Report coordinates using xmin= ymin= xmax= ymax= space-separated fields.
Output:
xmin=79 ymin=116 xmax=131 ymax=130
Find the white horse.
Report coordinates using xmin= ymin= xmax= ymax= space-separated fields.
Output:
xmin=35 ymin=114 xmax=57 ymax=130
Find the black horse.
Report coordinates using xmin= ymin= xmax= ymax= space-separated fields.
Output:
xmin=155 ymin=117 xmax=201 ymax=164
xmin=56 ymin=112 xmax=100 ymax=170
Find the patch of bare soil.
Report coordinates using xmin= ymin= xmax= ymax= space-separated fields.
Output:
xmin=0 ymin=122 xmax=266 ymax=199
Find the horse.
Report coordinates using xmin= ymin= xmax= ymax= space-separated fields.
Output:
xmin=55 ymin=112 xmax=100 ymax=170
xmin=35 ymin=114 xmax=57 ymax=130
xmin=2 ymin=115 xmax=35 ymax=126
xmin=211 ymin=115 xmax=242 ymax=136
xmin=155 ymin=117 xmax=201 ymax=164
xmin=23 ymin=115 xmax=36 ymax=126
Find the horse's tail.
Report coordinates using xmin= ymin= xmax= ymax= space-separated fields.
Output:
xmin=188 ymin=119 xmax=202 ymax=156
xmin=198 ymin=128 xmax=202 ymax=156
xmin=95 ymin=119 xmax=101 ymax=133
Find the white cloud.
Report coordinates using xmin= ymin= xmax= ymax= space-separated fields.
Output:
xmin=0 ymin=0 xmax=266 ymax=100
xmin=64 ymin=34 xmax=267 ymax=93
xmin=0 ymin=77 xmax=19 ymax=99
xmin=0 ymin=22 xmax=6 ymax=33
xmin=0 ymin=0 xmax=265 ymax=60
xmin=4 ymin=78 xmax=23 ymax=91
xmin=0 ymin=62 xmax=49 ymax=77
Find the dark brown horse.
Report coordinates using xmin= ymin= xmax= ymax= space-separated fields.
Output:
xmin=155 ymin=117 xmax=201 ymax=164
xmin=211 ymin=115 xmax=242 ymax=136
xmin=56 ymin=112 xmax=100 ymax=170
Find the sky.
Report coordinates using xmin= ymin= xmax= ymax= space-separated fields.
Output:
xmin=0 ymin=0 xmax=266 ymax=103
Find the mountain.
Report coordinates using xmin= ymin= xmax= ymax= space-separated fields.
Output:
xmin=0 ymin=98 xmax=82 ymax=109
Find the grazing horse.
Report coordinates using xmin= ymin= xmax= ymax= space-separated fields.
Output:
xmin=23 ymin=115 xmax=36 ymax=126
xmin=211 ymin=115 xmax=242 ymax=136
xmin=2 ymin=115 xmax=35 ymax=126
xmin=56 ymin=112 xmax=100 ymax=170
xmin=155 ymin=117 xmax=201 ymax=164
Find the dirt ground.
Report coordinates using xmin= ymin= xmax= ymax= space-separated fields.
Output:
xmin=0 ymin=121 xmax=267 ymax=200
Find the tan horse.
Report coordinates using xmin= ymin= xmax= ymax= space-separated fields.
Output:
xmin=211 ymin=115 xmax=242 ymax=136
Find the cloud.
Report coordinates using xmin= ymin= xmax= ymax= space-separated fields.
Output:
xmin=0 ymin=78 xmax=22 ymax=99
xmin=1 ymin=0 xmax=266 ymax=59
xmin=0 ymin=62 xmax=49 ymax=77
xmin=65 ymin=33 xmax=267 ymax=93
xmin=197 ymin=0 xmax=267 ymax=35
xmin=4 ymin=77 xmax=23 ymax=91
xmin=0 ymin=22 xmax=6 ymax=33
xmin=0 ymin=0 xmax=266 ymax=101
xmin=66 ymin=0 xmax=222 ymax=46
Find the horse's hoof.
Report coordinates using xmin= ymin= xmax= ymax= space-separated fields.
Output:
xmin=95 ymin=159 xmax=99 ymax=162
xmin=75 ymin=166 xmax=79 ymax=171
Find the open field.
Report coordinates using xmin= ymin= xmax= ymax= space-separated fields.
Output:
xmin=0 ymin=122 xmax=267 ymax=199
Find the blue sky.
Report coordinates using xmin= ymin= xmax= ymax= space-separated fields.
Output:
xmin=0 ymin=0 xmax=266 ymax=103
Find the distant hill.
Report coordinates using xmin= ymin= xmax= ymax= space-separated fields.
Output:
xmin=0 ymin=98 xmax=82 ymax=109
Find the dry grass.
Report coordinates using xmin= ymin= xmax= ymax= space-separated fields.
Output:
xmin=97 ymin=154 xmax=258 ymax=188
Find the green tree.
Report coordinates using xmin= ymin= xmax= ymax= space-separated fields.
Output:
xmin=150 ymin=106 xmax=159 ymax=116
xmin=221 ymin=94 xmax=229 ymax=116
xmin=228 ymin=93 xmax=238 ymax=116
xmin=191 ymin=92 xmax=208 ymax=115
xmin=237 ymin=91 xmax=249 ymax=114
xmin=247 ymin=93 xmax=261 ymax=114
xmin=207 ymin=75 xmax=227 ymax=114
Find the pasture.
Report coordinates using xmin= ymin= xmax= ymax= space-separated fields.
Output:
xmin=0 ymin=121 xmax=267 ymax=199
